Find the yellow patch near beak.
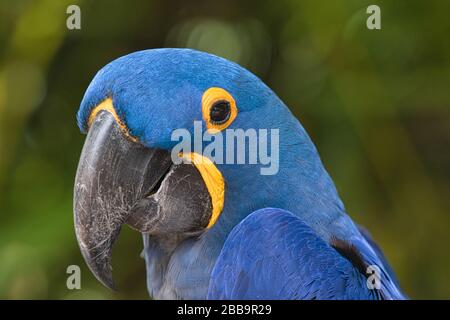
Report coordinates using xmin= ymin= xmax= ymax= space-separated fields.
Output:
xmin=88 ymin=98 xmax=138 ymax=143
xmin=179 ymin=152 xmax=225 ymax=229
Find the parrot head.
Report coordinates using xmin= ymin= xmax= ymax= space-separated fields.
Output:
xmin=74 ymin=48 xmax=342 ymax=291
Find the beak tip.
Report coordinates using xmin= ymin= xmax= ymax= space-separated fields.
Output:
xmin=88 ymin=262 xmax=117 ymax=291
xmin=97 ymin=275 xmax=116 ymax=291
xmin=79 ymin=246 xmax=116 ymax=291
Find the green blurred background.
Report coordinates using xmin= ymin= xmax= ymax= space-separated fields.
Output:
xmin=0 ymin=0 xmax=449 ymax=299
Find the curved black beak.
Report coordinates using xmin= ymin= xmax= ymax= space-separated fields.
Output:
xmin=74 ymin=110 xmax=212 ymax=289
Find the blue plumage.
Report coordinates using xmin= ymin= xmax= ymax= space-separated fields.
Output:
xmin=208 ymin=208 xmax=380 ymax=299
xmin=77 ymin=48 xmax=406 ymax=299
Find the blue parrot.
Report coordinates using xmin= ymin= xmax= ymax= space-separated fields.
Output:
xmin=74 ymin=48 xmax=406 ymax=299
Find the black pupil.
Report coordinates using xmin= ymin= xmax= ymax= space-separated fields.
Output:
xmin=210 ymin=101 xmax=231 ymax=124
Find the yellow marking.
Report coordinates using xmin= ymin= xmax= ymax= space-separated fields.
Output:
xmin=88 ymin=98 xmax=138 ymax=142
xmin=202 ymin=87 xmax=238 ymax=133
xmin=180 ymin=152 xmax=225 ymax=229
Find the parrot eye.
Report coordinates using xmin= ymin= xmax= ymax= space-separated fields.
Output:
xmin=202 ymin=87 xmax=238 ymax=132
xmin=209 ymin=101 xmax=231 ymax=125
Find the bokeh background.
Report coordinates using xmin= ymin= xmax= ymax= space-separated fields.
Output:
xmin=0 ymin=0 xmax=449 ymax=299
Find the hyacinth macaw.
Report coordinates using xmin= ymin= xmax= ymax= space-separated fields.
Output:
xmin=74 ymin=48 xmax=406 ymax=299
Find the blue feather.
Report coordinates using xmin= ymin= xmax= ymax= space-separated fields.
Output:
xmin=208 ymin=208 xmax=382 ymax=300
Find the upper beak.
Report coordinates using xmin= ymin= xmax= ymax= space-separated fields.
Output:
xmin=74 ymin=110 xmax=213 ymax=289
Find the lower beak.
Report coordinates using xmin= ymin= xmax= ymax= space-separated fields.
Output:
xmin=74 ymin=110 xmax=212 ymax=289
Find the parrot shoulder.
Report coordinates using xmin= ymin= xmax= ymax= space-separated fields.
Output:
xmin=207 ymin=208 xmax=381 ymax=300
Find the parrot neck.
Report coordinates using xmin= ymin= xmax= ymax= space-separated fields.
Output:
xmin=218 ymin=104 xmax=353 ymax=239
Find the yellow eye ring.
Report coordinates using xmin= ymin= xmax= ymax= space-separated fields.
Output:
xmin=202 ymin=87 xmax=238 ymax=133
